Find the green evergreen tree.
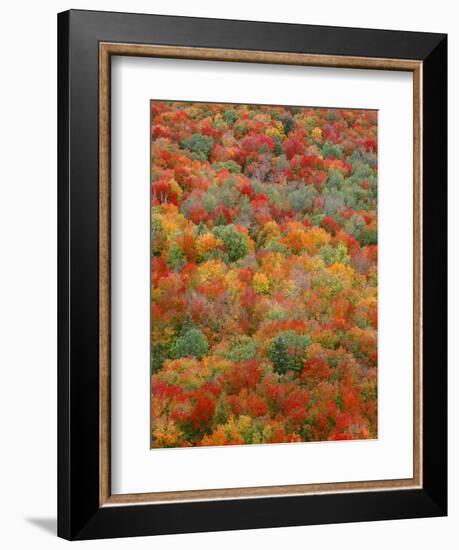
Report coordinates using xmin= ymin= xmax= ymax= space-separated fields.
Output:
xmin=268 ymin=331 xmax=311 ymax=374
xmin=282 ymin=117 xmax=295 ymax=136
xmin=196 ymin=222 xmax=206 ymax=236
xmin=170 ymin=328 xmax=209 ymax=360
xmin=212 ymin=224 xmax=248 ymax=262
xmin=225 ymin=337 xmax=257 ymax=362
xmin=167 ymin=242 xmax=185 ymax=271
xmin=180 ymin=313 xmax=195 ymax=335
xmin=214 ymin=213 xmax=227 ymax=227
xmin=223 ymin=109 xmax=238 ymax=126
xmin=180 ymin=133 xmax=214 ymax=162
xmin=151 ymin=344 xmax=167 ymax=374
xmin=268 ymin=335 xmax=293 ymax=375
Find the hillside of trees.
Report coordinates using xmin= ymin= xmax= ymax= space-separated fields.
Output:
xmin=151 ymin=101 xmax=378 ymax=447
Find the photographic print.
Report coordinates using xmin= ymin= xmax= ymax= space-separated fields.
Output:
xmin=151 ymin=101 xmax=378 ymax=448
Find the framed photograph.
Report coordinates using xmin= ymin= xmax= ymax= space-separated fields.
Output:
xmin=57 ymin=9 xmax=447 ymax=540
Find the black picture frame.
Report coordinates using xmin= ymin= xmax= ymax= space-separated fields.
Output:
xmin=58 ymin=9 xmax=447 ymax=540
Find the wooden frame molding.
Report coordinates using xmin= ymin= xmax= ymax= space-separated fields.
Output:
xmin=99 ymin=42 xmax=423 ymax=507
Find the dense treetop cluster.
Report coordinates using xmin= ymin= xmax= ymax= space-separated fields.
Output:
xmin=151 ymin=101 xmax=377 ymax=447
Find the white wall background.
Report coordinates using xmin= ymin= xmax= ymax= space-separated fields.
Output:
xmin=0 ymin=1 xmax=455 ymax=548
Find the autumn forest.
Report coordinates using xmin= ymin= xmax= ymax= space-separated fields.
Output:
xmin=151 ymin=101 xmax=378 ymax=448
